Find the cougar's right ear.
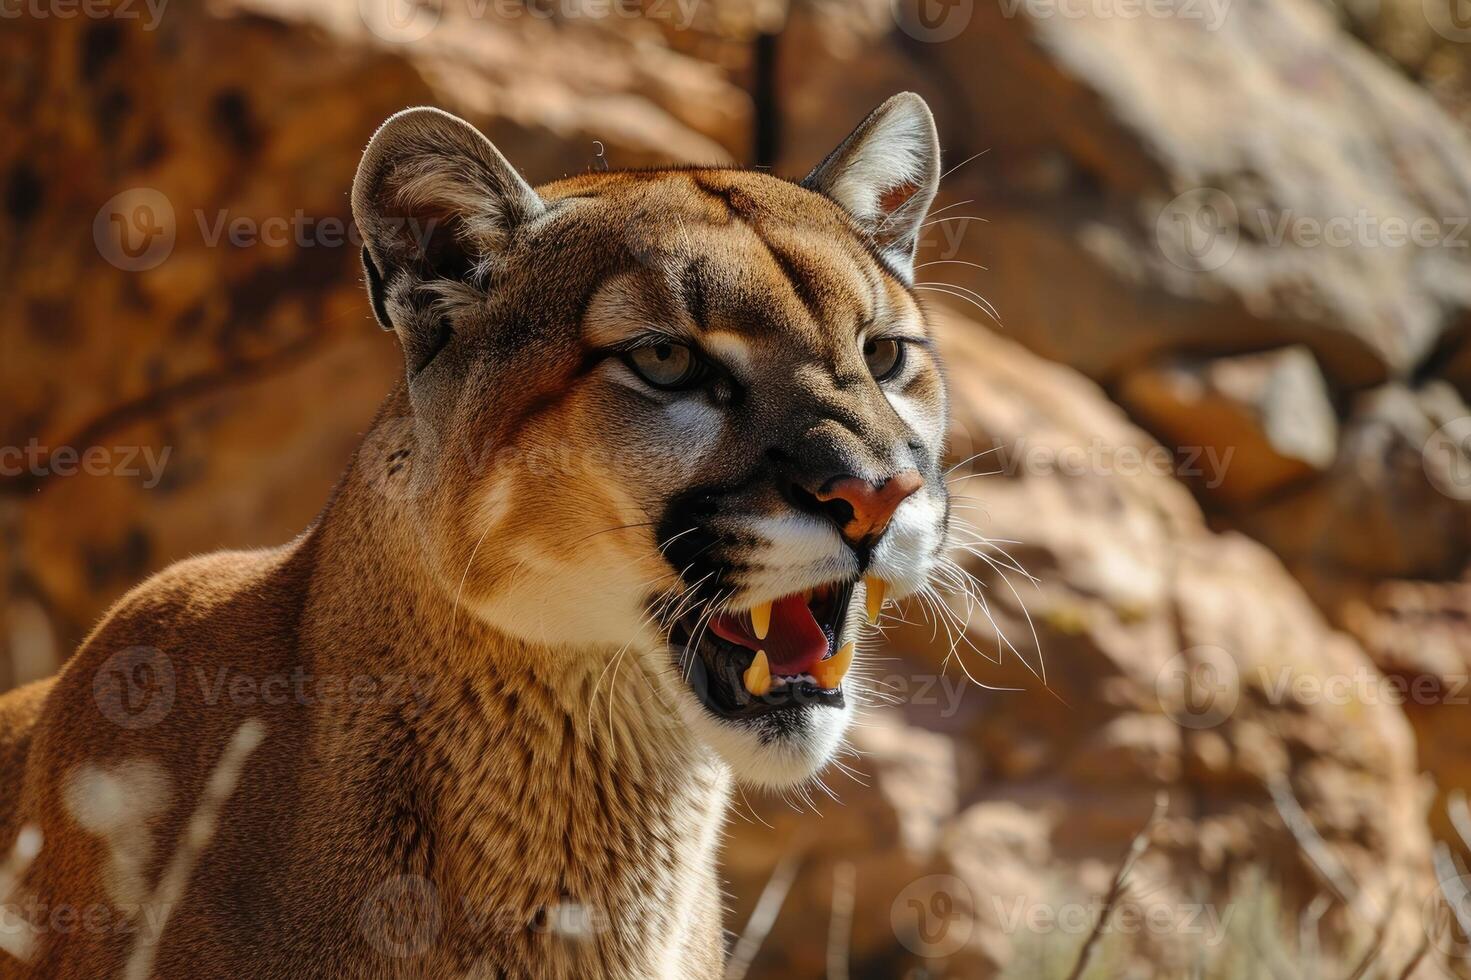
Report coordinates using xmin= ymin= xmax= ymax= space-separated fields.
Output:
xmin=351 ymin=107 xmax=544 ymax=370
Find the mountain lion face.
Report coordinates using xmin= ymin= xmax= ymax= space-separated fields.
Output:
xmin=352 ymin=95 xmax=948 ymax=788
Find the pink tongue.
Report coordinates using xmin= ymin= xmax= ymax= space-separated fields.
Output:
xmin=710 ymin=594 xmax=829 ymax=677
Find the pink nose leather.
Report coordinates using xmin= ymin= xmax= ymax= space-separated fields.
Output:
xmin=815 ymin=470 xmax=923 ymax=545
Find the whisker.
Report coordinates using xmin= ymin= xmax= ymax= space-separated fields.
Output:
xmin=915 ymin=258 xmax=989 ymax=273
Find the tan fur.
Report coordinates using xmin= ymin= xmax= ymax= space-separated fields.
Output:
xmin=0 ymin=96 xmax=948 ymax=977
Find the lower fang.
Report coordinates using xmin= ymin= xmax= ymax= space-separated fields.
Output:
xmin=812 ymin=641 xmax=854 ymax=690
xmin=743 ymin=650 xmax=772 ymax=697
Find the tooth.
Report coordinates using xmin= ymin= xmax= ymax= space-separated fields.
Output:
xmin=751 ymin=601 xmax=771 ymax=641
xmin=743 ymin=650 xmax=772 ymax=697
xmin=865 ymin=577 xmax=887 ymax=624
xmin=812 ymin=641 xmax=854 ymax=690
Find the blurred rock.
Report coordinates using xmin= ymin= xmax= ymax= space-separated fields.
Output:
xmin=1117 ymin=346 xmax=1340 ymax=505
xmin=778 ymin=0 xmax=1471 ymax=394
xmin=1237 ymin=381 xmax=1471 ymax=587
xmin=1345 ymin=573 xmax=1471 ymax=864
xmin=882 ymin=308 xmax=1435 ymax=968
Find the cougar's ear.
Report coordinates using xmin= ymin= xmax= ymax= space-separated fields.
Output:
xmin=351 ymin=107 xmax=544 ymax=370
xmin=802 ymin=92 xmax=940 ymax=283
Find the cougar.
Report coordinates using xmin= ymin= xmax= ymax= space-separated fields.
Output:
xmin=0 ymin=92 xmax=950 ymax=978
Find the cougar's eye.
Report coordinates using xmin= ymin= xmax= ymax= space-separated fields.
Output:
xmin=625 ymin=341 xmax=703 ymax=390
xmin=862 ymin=337 xmax=904 ymax=381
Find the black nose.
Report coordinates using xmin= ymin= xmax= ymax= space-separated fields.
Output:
xmin=780 ymin=478 xmax=854 ymax=534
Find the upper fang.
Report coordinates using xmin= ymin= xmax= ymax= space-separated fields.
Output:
xmin=750 ymin=601 xmax=771 ymax=641
xmin=865 ymin=577 xmax=887 ymax=624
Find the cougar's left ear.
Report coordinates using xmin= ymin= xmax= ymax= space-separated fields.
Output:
xmin=802 ymin=92 xmax=940 ymax=283
xmin=352 ymin=107 xmax=544 ymax=370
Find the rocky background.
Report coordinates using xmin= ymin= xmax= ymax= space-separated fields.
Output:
xmin=4 ymin=0 xmax=1471 ymax=975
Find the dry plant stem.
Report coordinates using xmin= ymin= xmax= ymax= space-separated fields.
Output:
xmin=1431 ymin=841 xmax=1471 ymax=943
xmin=1391 ymin=930 xmax=1431 ymax=980
xmin=1063 ymin=790 xmax=1168 ymax=980
xmin=826 ymin=860 xmax=855 ymax=980
xmin=122 ymin=719 xmax=268 ymax=980
xmin=723 ymin=848 xmax=802 ymax=980
xmin=1268 ymin=775 xmax=1369 ymax=919
xmin=1341 ymin=888 xmax=1400 ymax=980
xmin=1300 ymin=890 xmax=1332 ymax=975
xmin=1449 ymin=790 xmax=1471 ymax=853
xmin=0 ymin=825 xmax=42 ymax=962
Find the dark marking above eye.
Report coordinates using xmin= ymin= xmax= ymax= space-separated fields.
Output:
xmin=762 ymin=240 xmax=823 ymax=321
xmin=689 ymin=176 xmax=755 ymax=221
xmin=682 ymin=259 xmax=708 ymax=328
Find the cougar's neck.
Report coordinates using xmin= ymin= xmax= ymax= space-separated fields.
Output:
xmin=301 ymin=402 xmax=731 ymax=951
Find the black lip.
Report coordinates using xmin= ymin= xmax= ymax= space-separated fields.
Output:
xmin=670 ymin=581 xmax=855 ymax=722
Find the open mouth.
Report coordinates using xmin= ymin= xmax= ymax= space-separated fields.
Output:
xmin=670 ymin=580 xmax=864 ymax=720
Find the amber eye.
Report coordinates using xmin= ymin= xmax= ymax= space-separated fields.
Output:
xmin=625 ymin=341 xmax=702 ymax=390
xmin=862 ymin=337 xmax=905 ymax=381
